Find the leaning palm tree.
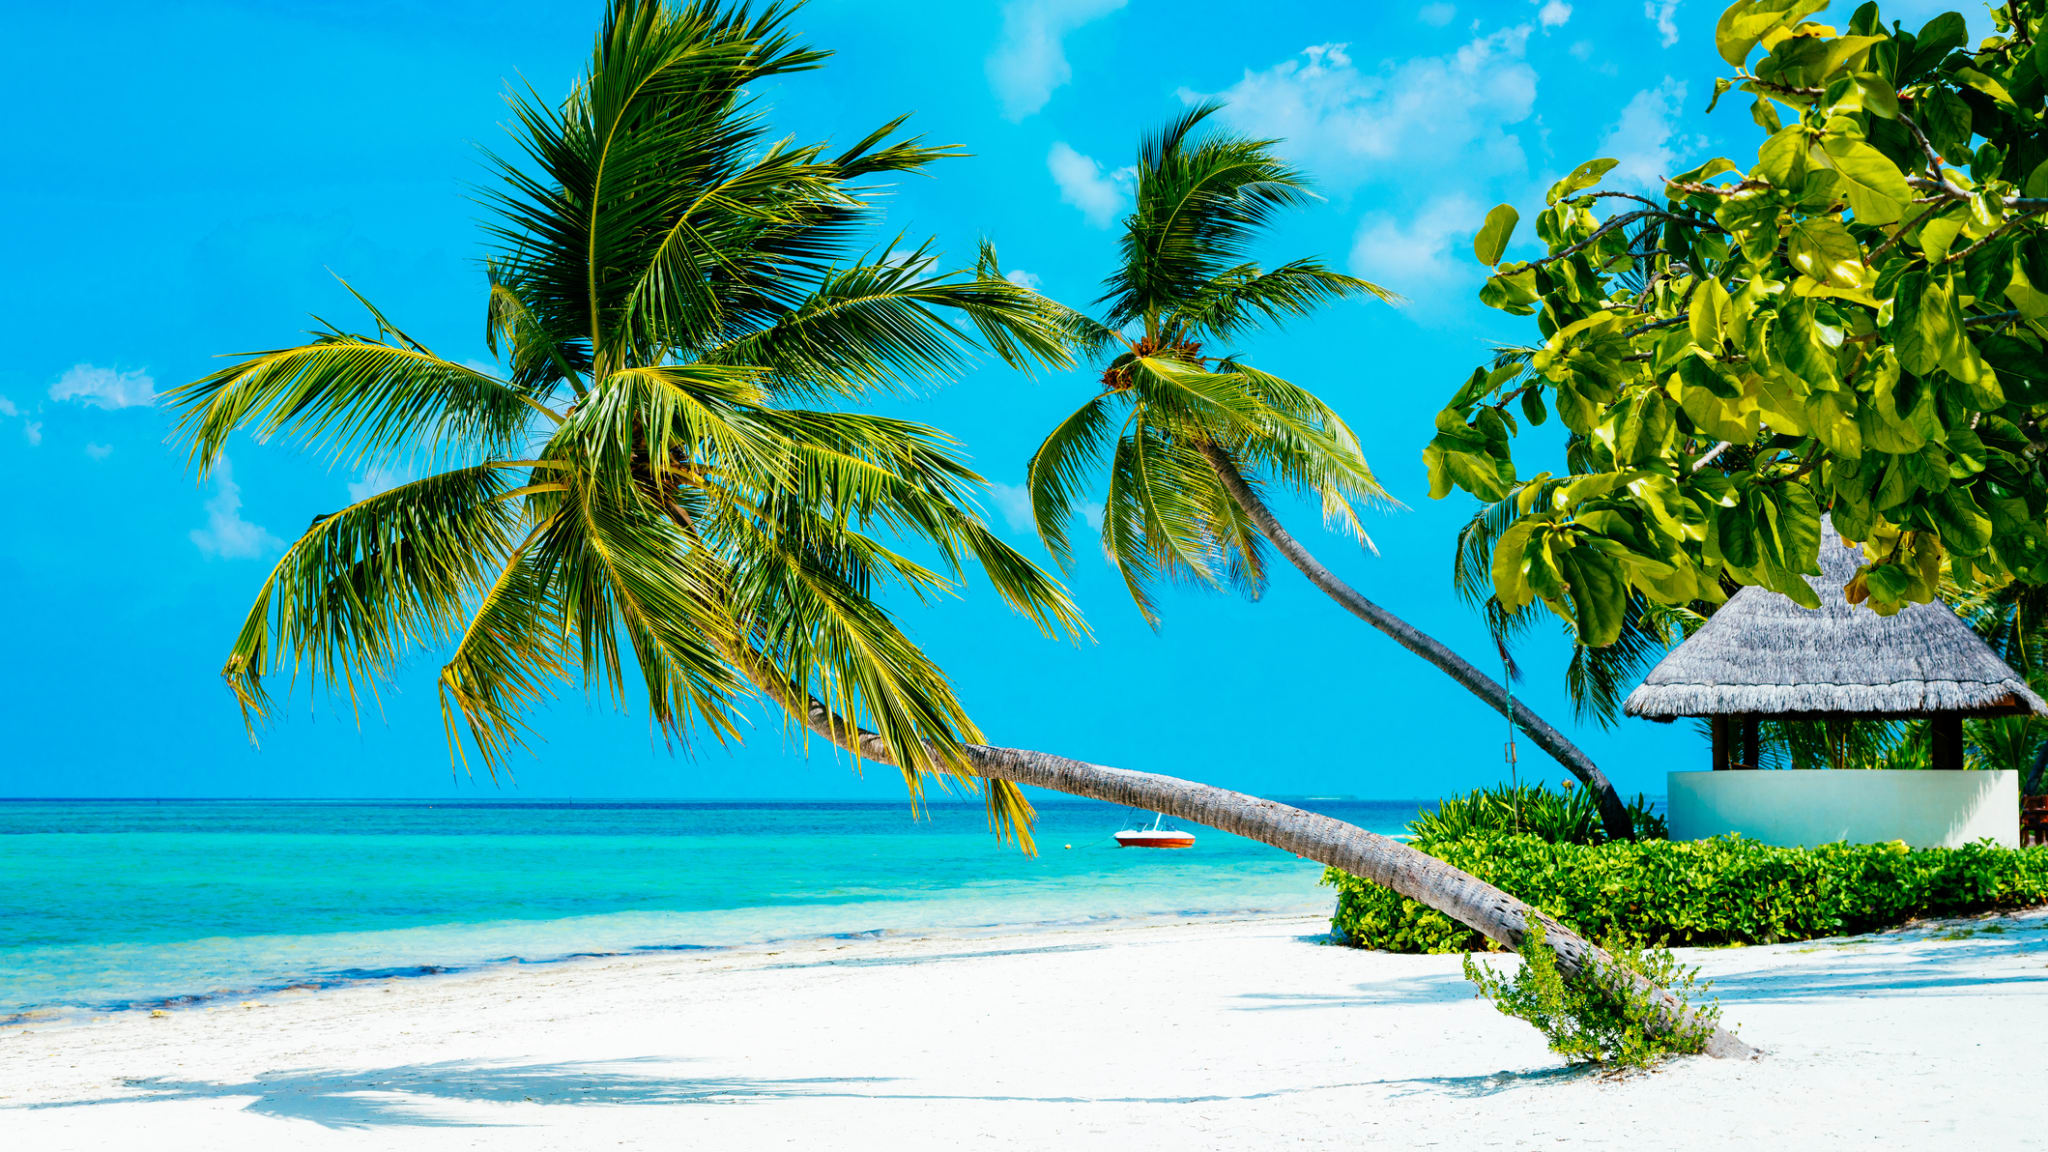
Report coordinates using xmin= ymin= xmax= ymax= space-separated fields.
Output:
xmin=1013 ymin=106 xmax=1637 ymax=841
xmin=166 ymin=0 xmax=1740 ymax=1054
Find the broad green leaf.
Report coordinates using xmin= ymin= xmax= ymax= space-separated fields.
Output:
xmin=1479 ymin=265 xmax=1540 ymax=315
xmin=1954 ymin=67 xmax=2015 ymax=108
xmin=1716 ymin=0 xmax=1830 ymax=66
xmin=1715 ymin=189 xmax=1785 ymax=254
xmin=1672 ymin=368 xmax=1761 ymax=442
xmin=1851 ymin=72 xmax=1899 ymax=118
xmin=1890 ymin=270 xmax=1938 ymax=375
xmin=1855 ymin=348 xmax=1926 ymax=454
xmin=1560 ymin=545 xmax=1627 ymax=646
xmin=1610 ymin=391 xmax=1677 ymax=466
xmin=1754 ymin=370 xmax=1813 ymax=435
xmin=1917 ymin=211 xmax=1966 ymax=264
xmin=1914 ymin=12 xmax=1968 ymax=62
xmin=1776 ymin=482 xmax=1824 ymax=574
xmin=1918 ymin=275 xmax=2001 ymax=405
xmin=1786 ymin=216 xmax=1866 ymax=287
xmin=1760 ymin=34 xmax=1885 ymax=91
xmin=1690 ymin=279 xmax=1732 ymax=349
xmin=1808 ymin=388 xmax=1863 ymax=458
xmin=1547 ymin=158 xmax=1618 ymax=205
xmin=1932 ymin=485 xmax=1993 ymax=555
xmin=1919 ymin=88 xmax=1972 ymax=161
xmin=1491 ymin=518 xmax=1541 ymax=611
xmin=1474 ymin=204 xmax=1520 ymax=266
xmin=1946 ymin=426 xmax=1987 ymax=477
xmin=1818 ymin=132 xmax=1909 ymax=224
xmin=1449 ymin=367 xmax=1493 ymax=407
xmin=1757 ymin=125 xmax=1811 ymax=186
xmin=1670 ymin=157 xmax=1740 ymax=187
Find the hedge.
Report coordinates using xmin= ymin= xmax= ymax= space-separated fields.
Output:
xmin=1327 ymin=835 xmax=2048 ymax=953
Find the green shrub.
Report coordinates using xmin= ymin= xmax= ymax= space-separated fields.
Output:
xmin=1331 ymin=836 xmax=2048 ymax=953
xmin=1406 ymin=781 xmax=1666 ymax=846
xmin=1463 ymin=921 xmax=1722 ymax=1070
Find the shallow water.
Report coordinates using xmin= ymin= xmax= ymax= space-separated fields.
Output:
xmin=0 ymin=797 xmax=1420 ymax=1016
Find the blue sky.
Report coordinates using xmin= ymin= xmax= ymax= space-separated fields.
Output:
xmin=0 ymin=0 xmax=1969 ymax=803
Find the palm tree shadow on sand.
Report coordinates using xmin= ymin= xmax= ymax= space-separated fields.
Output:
xmin=24 ymin=1055 xmax=1598 ymax=1128
xmin=41 ymin=1058 xmax=892 ymax=1129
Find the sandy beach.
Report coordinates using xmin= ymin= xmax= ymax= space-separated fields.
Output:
xmin=3 ymin=909 xmax=2043 ymax=1150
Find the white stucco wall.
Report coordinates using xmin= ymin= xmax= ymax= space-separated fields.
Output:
xmin=1668 ymin=770 xmax=2020 ymax=849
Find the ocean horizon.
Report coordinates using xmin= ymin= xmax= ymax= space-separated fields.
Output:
xmin=0 ymin=796 xmax=1442 ymax=1021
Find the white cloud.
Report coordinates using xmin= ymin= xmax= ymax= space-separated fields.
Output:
xmin=1005 ymin=269 xmax=1044 ymax=292
xmin=1349 ymin=193 xmax=1483 ymax=310
xmin=1596 ymin=78 xmax=1697 ymax=192
xmin=986 ymin=481 xmax=1038 ymax=533
xmin=85 ymin=442 xmax=113 ymax=460
xmin=1183 ymin=32 xmax=1538 ymax=192
xmin=1049 ymin=142 xmax=1129 ymax=228
xmin=986 ymin=0 xmax=1126 ymax=121
xmin=49 ymin=364 xmax=156 ymax=409
xmin=190 ymin=457 xmax=283 ymax=560
xmin=1537 ymin=0 xmax=1572 ymax=28
xmin=23 ymin=421 xmax=42 ymax=447
xmin=988 ymin=479 xmax=1103 ymax=537
xmin=346 ymin=464 xmax=412 ymax=503
xmin=1419 ymin=4 xmax=1456 ymax=26
xmin=0 ymin=395 xmax=16 ymax=418
xmin=1646 ymin=1 xmax=1680 ymax=46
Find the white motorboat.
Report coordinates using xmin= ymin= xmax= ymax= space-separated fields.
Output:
xmin=1114 ymin=812 xmax=1196 ymax=849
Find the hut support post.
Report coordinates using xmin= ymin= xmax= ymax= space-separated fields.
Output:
xmin=1931 ymin=716 xmax=1964 ymax=771
xmin=1711 ymin=717 xmax=1730 ymax=771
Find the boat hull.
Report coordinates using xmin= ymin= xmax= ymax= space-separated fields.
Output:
xmin=1113 ymin=831 xmax=1196 ymax=849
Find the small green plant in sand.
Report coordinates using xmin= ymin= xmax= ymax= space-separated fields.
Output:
xmin=1463 ymin=921 xmax=1724 ymax=1071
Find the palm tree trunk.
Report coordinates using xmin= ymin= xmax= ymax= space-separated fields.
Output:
xmin=1197 ymin=444 xmax=1636 ymax=843
xmin=758 ymin=683 xmax=1753 ymax=1060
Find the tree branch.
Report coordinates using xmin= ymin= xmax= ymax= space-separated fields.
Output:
xmin=1528 ymin=210 xmax=1723 ymax=269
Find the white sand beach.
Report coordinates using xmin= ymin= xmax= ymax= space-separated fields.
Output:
xmin=2 ymin=909 xmax=2043 ymax=1150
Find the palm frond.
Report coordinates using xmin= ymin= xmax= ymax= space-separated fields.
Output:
xmin=220 ymin=465 xmax=521 ymax=732
xmin=700 ymin=252 xmax=1071 ymax=401
xmin=1165 ymin=258 xmax=1396 ymax=343
xmin=170 ymin=327 xmax=555 ymax=476
xmin=1106 ymin=102 xmax=1319 ymax=330
xmin=1025 ymin=392 xmax=1118 ymax=569
xmin=1563 ymin=596 xmax=1700 ymax=727
xmin=532 ymin=471 xmax=743 ymax=747
xmin=437 ymin=524 xmax=571 ymax=772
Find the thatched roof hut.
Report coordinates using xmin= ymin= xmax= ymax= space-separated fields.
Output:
xmin=1624 ymin=518 xmax=2045 ymax=770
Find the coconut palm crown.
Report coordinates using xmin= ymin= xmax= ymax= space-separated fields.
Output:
xmin=1013 ymin=107 xmax=1643 ymax=841
xmin=1018 ymin=104 xmax=1397 ymax=623
xmin=166 ymin=0 xmax=1083 ymax=839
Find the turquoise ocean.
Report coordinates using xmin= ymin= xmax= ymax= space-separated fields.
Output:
xmin=0 ymin=798 xmax=1418 ymax=1020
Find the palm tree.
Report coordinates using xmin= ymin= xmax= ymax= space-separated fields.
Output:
xmin=1013 ymin=107 xmax=1638 ymax=841
xmin=166 ymin=0 xmax=1740 ymax=1055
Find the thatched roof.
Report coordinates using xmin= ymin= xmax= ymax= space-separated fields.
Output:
xmin=1623 ymin=519 xmax=2047 ymax=720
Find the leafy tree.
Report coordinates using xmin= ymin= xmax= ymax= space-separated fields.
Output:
xmin=1437 ymin=0 xmax=2048 ymax=655
xmin=1011 ymin=107 xmax=1641 ymax=841
xmin=166 ymin=0 xmax=1746 ymax=1056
